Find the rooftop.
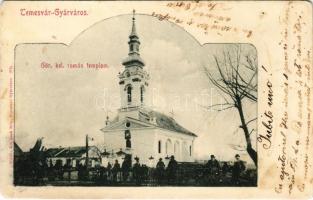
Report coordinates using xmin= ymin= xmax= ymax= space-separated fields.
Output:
xmin=45 ymin=146 xmax=100 ymax=158
xmin=146 ymin=110 xmax=197 ymax=137
xmin=103 ymin=108 xmax=197 ymax=137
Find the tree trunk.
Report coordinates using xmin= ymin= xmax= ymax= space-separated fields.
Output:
xmin=235 ymin=96 xmax=258 ymax=167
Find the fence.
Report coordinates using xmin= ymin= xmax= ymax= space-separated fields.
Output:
xmin=14 ymin=162 xmax=257 ymax=186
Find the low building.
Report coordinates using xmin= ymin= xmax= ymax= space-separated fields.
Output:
xmin=45 ymin=146 xmax=102 ymax=168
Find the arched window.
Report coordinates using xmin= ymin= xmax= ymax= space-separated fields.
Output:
xmin=158 ymin=140 xmax=162 ymax=153
xmin=140 ymin=86 xmax=144 ymax=103
xmin=127 ymin=85 xmax=132 ymax=103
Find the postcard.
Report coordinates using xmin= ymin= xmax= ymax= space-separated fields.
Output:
xmin=0 ymin=0 xmax=312 ymax=198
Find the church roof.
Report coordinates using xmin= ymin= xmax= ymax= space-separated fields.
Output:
xmin=148 ymin=110 xmax=197 ymax=137
xmin=102 ymin=109 xmax=197 ymax=137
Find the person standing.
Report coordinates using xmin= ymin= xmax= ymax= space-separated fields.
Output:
xmin=107 ymin=162 xmax=112 ymax=182
xmin=112 ymin=160 xmax=121 ymax=183
xmin=232 ymin=154 xmax=246 ymax=185
xmin=156 ymin=158 xmax=165 ymax=185
xmin=167 ymin=155 xmax=178 ymax=185
xmin=133 ymin=157 xmax=142 ymax=185
xmin=121 ymin=156 xmax=131 ymax=182
xmin=205 ymin=155 xmax=220 ymax=185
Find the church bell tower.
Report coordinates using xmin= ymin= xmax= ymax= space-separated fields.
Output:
xmin=119 ymin=10 xmax=149 ymax=110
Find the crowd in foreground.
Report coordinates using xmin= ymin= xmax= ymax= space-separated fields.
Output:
xmin=73 ymin=153 xmax=249 ymax=186
xmin=15 ymin=153 xmax=256 ymax=186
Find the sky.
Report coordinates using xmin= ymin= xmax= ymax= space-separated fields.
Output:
xmin=15 ymin=14 xmax=257 ymax=163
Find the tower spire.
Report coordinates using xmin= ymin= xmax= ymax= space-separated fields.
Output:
xmin=122 ymin=9 xmax=145 ymax=68
xmin=119 ymin=10 xmax=149 ymax=109
xmin=130 ymin=9 xmax=137 ymax=36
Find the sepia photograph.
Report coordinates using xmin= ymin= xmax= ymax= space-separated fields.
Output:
xmin=0 ymin=0 xmax=312 ymax=198
xmin=14 ymin=10 xmax=257 ymax=187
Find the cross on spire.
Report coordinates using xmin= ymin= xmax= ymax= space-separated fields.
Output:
xmin=169 ymin=109 xmax=175 ymax=118
xmin=130 ymin=9 xmax=137 ymax=37
xmin=122 ymin=9 xmax=145 ymax=68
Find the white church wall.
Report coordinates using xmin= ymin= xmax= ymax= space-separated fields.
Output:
xmin=130 ymin=81 xmax=141 ymax=107
xmin=130 ymin=129 xmax=156 ymax=165
xmin=118 ymin=109 xmax=138 ymax=119
xmin=103 ymin=130 xmax=126 ymax=153
xmin=103 ymin=127 xmax=195 ymax=165
xmin=103 ymin=128 xmax=157 ymax=165
xmin=155 ymin=129 xmax=195 ymax=162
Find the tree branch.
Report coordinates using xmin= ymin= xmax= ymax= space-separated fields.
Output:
xmin=246 ymin=117 xmax=257 ymax=126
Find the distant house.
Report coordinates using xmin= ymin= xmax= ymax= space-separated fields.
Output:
xmin=45 ymin=146 xmax=102 ymax=168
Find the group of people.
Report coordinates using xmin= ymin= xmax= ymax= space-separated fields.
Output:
xmin=204 ymin=154 xmax=246 ymax=185
xmin=106 ymin=153 xmax=247 ymax=186
xmin=17 ymin=153 xmax=247 ymax=186
xmin=107 ymin=156 xmax=149 ymax=185
xmin=156 ymin=155 xmax=178 ymax=184
xmin=82 ymin=154 xmax=246 ymax=186
xmin=102 ymin=155 xmax=179 ymax=185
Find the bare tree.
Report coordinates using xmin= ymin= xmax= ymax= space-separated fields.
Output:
xmin=204 ymin=44 xmax=257 ymax=167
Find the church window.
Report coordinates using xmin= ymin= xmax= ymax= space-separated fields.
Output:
xmin=130 ymin=44 xmax=134 ymax=52
xmin=189 ymin=145 xmax=192 ymax=156
xmin=140 ymin=86 xmax=144 ymax=103
xmin=127 ymin=85 xmax=132 ymax=103
xmin=132 ymin=78 xmax=141 ymax=82
xmin=158 ymin=140 xmax=162 ymax=153
xmin=124 ymin=129 xmax=131 ymax=139
xmin=126 ymin=139 xmax=131 ymax=148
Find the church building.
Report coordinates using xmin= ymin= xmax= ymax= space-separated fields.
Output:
xmin=101 ymin=11 xmax=197 ymax=165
